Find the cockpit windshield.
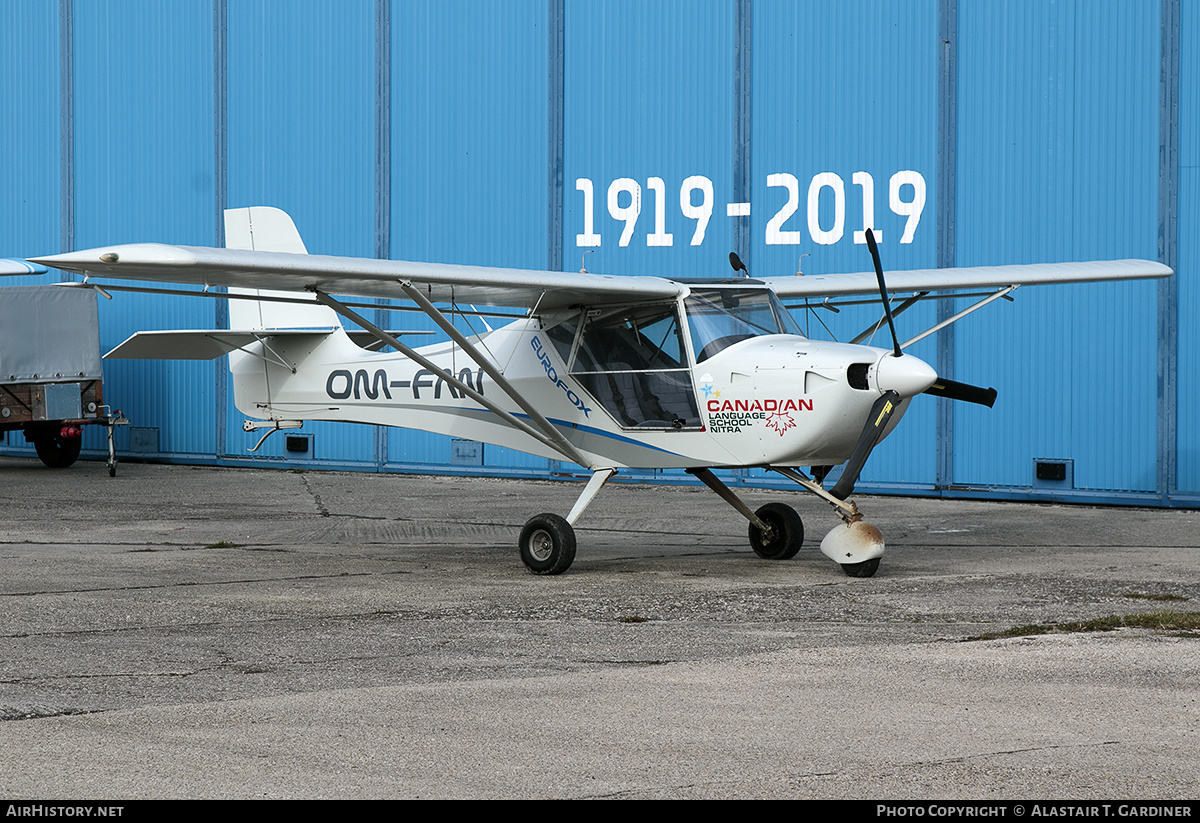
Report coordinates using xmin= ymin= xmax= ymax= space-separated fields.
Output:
xmin=538 ymin=289 xmax=802 ymax=428
xmin=685 ymin=288 xmax=804 ymax=362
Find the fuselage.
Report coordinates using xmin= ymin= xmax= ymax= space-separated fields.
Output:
xmin=231 ymin=285 xmax=936 ymax=471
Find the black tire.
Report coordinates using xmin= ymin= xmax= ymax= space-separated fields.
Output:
xmin=748 ymin=502 xmax=804 ymax=560
xmin=840 ymin=558 xmax=880 ymax=578
xmin=519 ymin=513 xmax=577 ymax=575
xmin=33 ymin=430 xmax=82 ymax=469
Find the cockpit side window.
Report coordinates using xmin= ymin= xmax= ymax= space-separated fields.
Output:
xmin=545 ymin=314 xmax=580 ymax=366
xmin=557 ymin=303 xmax=700 ymax=430
xmin=574 ymin=304 xmax=686 ymax=373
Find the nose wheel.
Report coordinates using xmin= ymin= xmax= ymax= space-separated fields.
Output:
xmin=840 ymin=558 xmax=880 ymax=578
xmin=820 ymin=519 xmax=885 ymax=577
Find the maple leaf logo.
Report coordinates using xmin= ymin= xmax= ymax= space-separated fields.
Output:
xmin=765 ymin=411 xmax=795 ymax=436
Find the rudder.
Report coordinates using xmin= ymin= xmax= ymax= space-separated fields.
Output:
xmin=225 ymin=206 xmax=342 ymax=330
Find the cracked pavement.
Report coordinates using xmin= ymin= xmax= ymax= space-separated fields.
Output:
xmin=1 ymin=458 xmax=1198 ymax=798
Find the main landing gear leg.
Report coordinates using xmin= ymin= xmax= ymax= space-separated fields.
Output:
xmin=519 ymin=468 xmax=615 ymax=575
xmin=772 ymin=467 xmax=884 ymax=578
xmin=687 ymin=468 xmax=804 ymax=561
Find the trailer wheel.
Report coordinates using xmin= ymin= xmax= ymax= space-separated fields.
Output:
xmin=33 ymin=430 xmax=82 ymax=469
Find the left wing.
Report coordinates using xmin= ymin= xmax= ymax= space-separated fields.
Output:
xmin=760 ymin=259 xmax=1171 ymax=298
xmin=30 ymin=244 xmax=681 ymax=310
xmin=1 ymin=259 xmax=46 ymax=276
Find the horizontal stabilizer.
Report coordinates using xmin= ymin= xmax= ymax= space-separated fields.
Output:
xmin=103 ymin=328 xmax=427 ymax=360
xmin=104 ymin=329 xmax=339 ymax=360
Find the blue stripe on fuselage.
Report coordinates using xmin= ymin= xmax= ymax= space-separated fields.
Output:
xmin=506 ymin=412 xmax=685 ymax=457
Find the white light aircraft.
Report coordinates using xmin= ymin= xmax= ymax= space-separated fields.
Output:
xmin=31 ymin=207 xmax=1171 ymax=576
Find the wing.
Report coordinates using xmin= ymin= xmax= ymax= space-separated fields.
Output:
xmin=29 ymin=244 xmax=682 ymax=310
xmin=1 ymin=259 xmax=47 ymax=276
xmin=761 ymin=259 xmax=1171 ymax=298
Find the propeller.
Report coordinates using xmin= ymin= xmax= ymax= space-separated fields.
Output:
xmin=830 ymin=390 xmax=900 ymax=500
xmin=865 ymin=227 xmax=996 ymax=402
xmin=829 ymin=229 xmax=997 ymax=499
xmin=924 ymin=377 xmax=997 ymax=408
xmin=865 ymin=229 xmax=902 ymax=358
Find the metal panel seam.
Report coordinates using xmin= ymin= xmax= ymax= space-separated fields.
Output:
xmin=59 ymin=0 xmax=73 ymax=259
xmin=548 ymin=0 xmax=564 ymax=273
xmin=214 ymin=0 xmax=228 ymax=460
xmin=1158 ymin=0 xmax=1179 ymax=500
xmin=375 ymin=0 xmax=391 ymax=470
xmin=375 ymin=0 xmax=391 ymax=264
xmin=936 ymin=0 xmax=957 ymax=489
xmin=733 ymin=0 xmax=751 ymax=266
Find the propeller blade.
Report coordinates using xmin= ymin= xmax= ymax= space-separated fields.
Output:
xmin=924 ymin=378 xmax=997 ymax=408
xmin=865 ymin=228 xmax=902 ymax=358
xmin=830 ymin=390 xmax=900 ymax=500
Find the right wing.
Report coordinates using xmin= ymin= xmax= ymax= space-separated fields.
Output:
xmin=760 ymin=259 xmax=1171 ymax=299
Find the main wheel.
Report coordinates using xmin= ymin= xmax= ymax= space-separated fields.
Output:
xmin=840 ymin=558 xmax=880 ymax=578
xmin=748 ymin=502 xmax=804 ymax=560
xmin=519 ymin=513 xmax=577 ymax=575
xmin=32 ymin=429 xmax=82 ymax=469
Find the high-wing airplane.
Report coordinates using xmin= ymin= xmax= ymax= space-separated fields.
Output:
xmin=31 ymin=207 xmax=1171 ymax=577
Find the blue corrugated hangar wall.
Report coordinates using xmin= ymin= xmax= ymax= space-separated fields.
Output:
xmin=0 ymin=1 xmax=1194 ymax=506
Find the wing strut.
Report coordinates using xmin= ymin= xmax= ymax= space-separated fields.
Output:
xmin=848 ymin=292 xmax=927 ymax=345
xmin=311 ymin=290 xmax=592 ymax=469
xmin=899 ymin=285 xmax=1016 ymax=350
xmin=396 ymin=283 xmax=593 ymax=468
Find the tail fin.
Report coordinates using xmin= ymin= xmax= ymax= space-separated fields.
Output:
xmin=223 ymin=207 xmax=347 ymax=424
xmin=225 ymin=206 xmax=342 ymax=330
